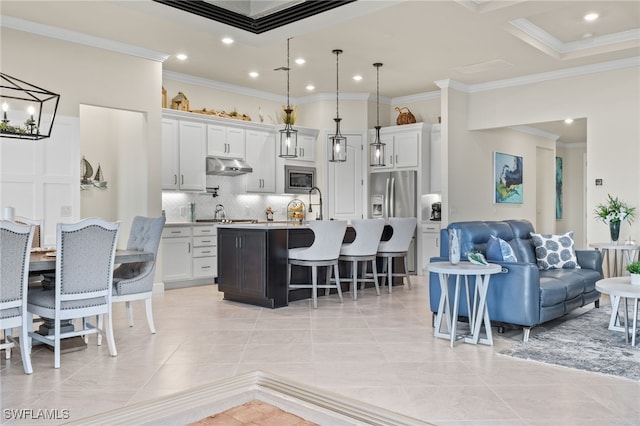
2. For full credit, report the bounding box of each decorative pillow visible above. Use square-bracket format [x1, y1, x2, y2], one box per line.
[530, 231, 581, 270]
[486, 235, 518, 263]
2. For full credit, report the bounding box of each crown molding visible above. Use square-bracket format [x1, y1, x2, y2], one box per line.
[391, 91, 440, 105]
[557, 141, 587, 149]
[510, 125, 559, 141]
[0, 15, 169, 62]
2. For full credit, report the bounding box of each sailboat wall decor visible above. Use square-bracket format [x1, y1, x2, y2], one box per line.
[93, 163, 107, 189]
[80, 156, 107, 190]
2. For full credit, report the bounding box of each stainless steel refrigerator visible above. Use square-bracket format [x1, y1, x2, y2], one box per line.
[369, 170, 417, 272]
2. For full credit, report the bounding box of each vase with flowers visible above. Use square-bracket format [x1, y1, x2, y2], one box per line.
[594, 194, 636, 243]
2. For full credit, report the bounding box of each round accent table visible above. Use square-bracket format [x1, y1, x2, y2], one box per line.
[595, 277, 640, 346]
[426, 262, 502, 347]
[589, 243, 640, 277]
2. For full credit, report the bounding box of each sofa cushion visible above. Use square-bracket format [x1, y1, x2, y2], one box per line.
[530, 231, 580, 270]
[540, 269, 586, 300]
[487, 235, 518, 262]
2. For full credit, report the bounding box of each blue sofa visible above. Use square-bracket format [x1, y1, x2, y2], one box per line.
[428, 220, 603, 341]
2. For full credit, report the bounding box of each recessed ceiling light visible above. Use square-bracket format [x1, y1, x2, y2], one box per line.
[584, 12, 599, 22]
[249, 71, 259, 78]
[352, 75, 363, 81]
[295, 58, 306, 65]
[305, 85, 315, 91]
[176, 53, 188, 61]
[222, 37, 234, 45]
[564, 118, 574, 124]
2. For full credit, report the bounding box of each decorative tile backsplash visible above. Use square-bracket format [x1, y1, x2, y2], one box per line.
[162, 176, 298, 222]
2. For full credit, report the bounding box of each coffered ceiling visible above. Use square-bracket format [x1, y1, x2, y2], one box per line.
[1, 1, 637, 142]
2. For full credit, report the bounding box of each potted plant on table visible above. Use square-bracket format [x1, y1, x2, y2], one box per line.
[594, 194, 636, 243]
[627, 261, 640, 286]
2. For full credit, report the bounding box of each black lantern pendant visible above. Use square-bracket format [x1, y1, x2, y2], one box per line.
[278, 38, 298, 158]
[329, 49, 346, 162]
[370, 62, 386, 167]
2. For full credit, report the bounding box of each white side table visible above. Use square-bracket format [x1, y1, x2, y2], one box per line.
[589, 243, 640, 277]
[595, 277, 640, 346]
[426, 262, 502, 347]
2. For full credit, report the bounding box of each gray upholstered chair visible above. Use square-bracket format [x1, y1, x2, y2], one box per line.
[0, 220, 35, 374]
[112, 216, 165, 334]
[288, 220, 347, 308]
[377, 217, 417, 293]
[14, 216, 43, 249]
[27, 218, 120, 369]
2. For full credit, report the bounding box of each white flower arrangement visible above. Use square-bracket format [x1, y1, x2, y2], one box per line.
[594, 194, 636, 224]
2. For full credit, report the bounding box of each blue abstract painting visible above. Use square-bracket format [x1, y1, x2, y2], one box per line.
[494, 152, 523, 204]
[556, 156, 563, 219]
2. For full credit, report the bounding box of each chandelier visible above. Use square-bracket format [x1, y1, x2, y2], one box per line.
[328, 49, 346, 162]
[370, 62, 386, 167]
[277, 37, 298, 158]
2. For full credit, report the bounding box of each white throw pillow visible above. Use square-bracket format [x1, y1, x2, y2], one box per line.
[530, 231, 580, 270]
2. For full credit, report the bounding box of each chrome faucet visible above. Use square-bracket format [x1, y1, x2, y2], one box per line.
[308, 186, 323, 220]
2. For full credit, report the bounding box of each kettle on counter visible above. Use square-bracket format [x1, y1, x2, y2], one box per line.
[214, 204, 226, 220]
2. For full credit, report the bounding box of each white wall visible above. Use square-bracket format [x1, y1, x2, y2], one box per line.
[465, 67, 640, 244]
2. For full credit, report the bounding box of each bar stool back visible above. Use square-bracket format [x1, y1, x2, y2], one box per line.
[339, 219, 385, 300]
[288, 220, 347, 308]
[377, 217, 417, 293]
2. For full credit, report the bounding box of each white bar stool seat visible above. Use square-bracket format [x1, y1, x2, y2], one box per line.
[377, 217, 417, 293]
[288, 221, 347, 308]
[339, 219, 385, 300]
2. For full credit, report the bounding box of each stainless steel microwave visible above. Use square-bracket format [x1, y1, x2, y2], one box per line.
[284, 165, 315, 194]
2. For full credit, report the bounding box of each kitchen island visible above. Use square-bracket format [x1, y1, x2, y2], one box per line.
[216, 222, 357, 308]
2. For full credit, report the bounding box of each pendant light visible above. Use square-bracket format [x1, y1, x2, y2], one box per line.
[278, 37, 297, 158]
[329, 49, 346, 162]
[370, 62, 386, 167]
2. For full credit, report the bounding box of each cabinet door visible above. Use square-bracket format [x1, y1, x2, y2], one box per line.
[218, 230, 241, 291]
[161, 119, 179, 190]
[162, 236, 192, 282]
[393, 132, 419, 168]
[245, 130, 275, 193]
[206, 124, 227, 156]
[296, 134, 316, 162]
[226, 127, 245, 158]
[239, 231, 266, 297]
[430, 129, 441, 193]
[178, 121, 206, 191]
[376, 133, 394, 169]
[421, 230, 440, 270]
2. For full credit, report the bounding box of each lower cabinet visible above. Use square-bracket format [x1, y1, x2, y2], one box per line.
[421, 223, 441, 274]
[217, 227, 288, 308]
[162, 225, 217, 288]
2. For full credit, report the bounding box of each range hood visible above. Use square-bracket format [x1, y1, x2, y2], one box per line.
[206, 156, 253, 176]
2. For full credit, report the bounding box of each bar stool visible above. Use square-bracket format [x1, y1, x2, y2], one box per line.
[288, 220, 347, 308]
[377, 217, 417, 293]
[339, 219, 385, 300]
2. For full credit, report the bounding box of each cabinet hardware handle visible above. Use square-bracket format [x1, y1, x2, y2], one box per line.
[181, 175, 184, 185]
[436, 237, 439, 247]
[202, 240, 211, 243]
[395, 155, 398, 163]
[171, 231, 181, 234]
[202, 266, 211, 269]
[174, 175, 177, 185]
[187, 242, 191, 253]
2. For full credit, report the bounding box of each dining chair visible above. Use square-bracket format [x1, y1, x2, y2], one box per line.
[339, 218, 385, 300]
[288, 220, 347, 308]
[377, 217, 417, 293]
[112, 215, 165, 334]
[27, 218, 120, 369]
[0, 220, 35, 374]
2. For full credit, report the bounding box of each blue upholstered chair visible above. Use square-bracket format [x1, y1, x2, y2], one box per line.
[27, 218, 120, 369]
[0, 220, 35, 374]
[112, 216, 165, 334]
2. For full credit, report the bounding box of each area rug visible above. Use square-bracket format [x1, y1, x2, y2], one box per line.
[499, 304, 640, 381]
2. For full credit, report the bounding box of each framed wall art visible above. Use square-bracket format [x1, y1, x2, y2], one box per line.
[556, 156, 563, 219]
[494, 151, 523, 204]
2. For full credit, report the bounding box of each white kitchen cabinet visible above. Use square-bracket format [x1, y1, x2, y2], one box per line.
[207, 124, 245, 158]
[374, 123, 426, 170]
[162, 226, 193, 282]
[430, 125, 441, 193]
[192, 226, 217, 279]
[421, 223, 441, 274]
[161, 118, 206, 191]
[245, 130, 275, 193]
[296, 133, 316, 162]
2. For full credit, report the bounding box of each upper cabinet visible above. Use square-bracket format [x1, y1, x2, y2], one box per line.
[296, 133, 316, 162]
[372, 123, 429, 171]
[162, 118, 206, 191]
[245, 130, 276, 193]
[207, 124, 245, 158]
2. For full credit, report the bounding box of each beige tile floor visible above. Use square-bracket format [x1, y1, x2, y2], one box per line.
[2, 276, 639, 425]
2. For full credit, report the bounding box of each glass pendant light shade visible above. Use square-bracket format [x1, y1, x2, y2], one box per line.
[370, 62, 386, 167]
[278, 38, 298, 158]
[329, 49, 347, 162]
